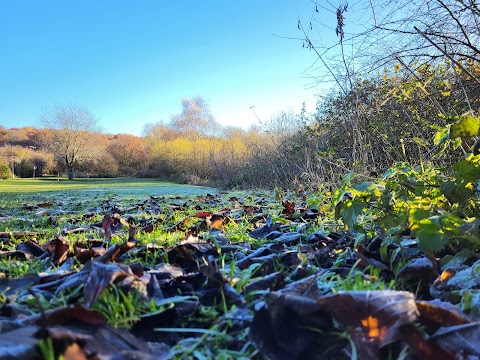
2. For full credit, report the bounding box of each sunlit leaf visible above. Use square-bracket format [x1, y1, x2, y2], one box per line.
[352, 182, 384, 197]
[433, 127, 450, 145]
[450, 115, 480, 138]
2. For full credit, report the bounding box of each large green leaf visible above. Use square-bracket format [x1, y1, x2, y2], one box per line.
[453, 154, 480, 182]
[416, 218, 448, 252]
[341, 199, 366, 230]
[450, 115, 480, 138]
[352, 181, 384, 197]
[441, 180, 474, 204]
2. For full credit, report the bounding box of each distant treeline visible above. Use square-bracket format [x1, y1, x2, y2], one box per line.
[1, 62, 479, 187]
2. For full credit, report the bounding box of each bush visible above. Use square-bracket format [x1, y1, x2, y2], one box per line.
[0, 161, 12, 179]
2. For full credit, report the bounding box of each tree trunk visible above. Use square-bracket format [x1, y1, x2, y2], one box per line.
[67, 165, 74, 180]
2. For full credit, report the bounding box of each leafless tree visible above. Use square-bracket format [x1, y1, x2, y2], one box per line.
[38, 104, 99, 180]
[299, 0, 479, 86]
[170, 97, 220, 138]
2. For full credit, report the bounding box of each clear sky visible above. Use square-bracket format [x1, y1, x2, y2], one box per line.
[0, 1, 339, 136]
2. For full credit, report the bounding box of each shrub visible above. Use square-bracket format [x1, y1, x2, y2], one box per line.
[0, 161, 12, 179]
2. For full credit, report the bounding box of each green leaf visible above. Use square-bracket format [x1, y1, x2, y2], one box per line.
[441, 180, 473, 204]
[333, 189, 348, 208]
[452, 137, 462, 150]
[450, 115, 480, 138]
[461, 290, 480, 316]
[460, 218, 480, 239]
[408, 198, 432, 227]
[377, 213, 408, 233]
[416, 218, 447, 252]
[434, 127, 450, 145]
[453, 154, 480, 182]
[381, 168, 398, 180]
[341, 199, 365, 230]
[352, 181, 384, 197]
[412, 137, 429, 147]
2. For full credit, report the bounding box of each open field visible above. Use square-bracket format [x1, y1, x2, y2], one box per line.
[0, 178, 217, 219]
[0, 177, 215, 194]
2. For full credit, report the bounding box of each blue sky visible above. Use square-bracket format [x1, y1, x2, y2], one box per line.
[0, 1, 340, 136]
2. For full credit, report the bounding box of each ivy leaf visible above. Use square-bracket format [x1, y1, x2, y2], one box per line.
[450, 115, 480, 138]
[341, 199, 365, 230]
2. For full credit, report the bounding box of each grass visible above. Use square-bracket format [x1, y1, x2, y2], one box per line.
[0, 178, 218, 235]
[0, 177, 215, 195]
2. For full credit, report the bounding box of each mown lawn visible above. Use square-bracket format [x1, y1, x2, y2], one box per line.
[0, 177, 214, 194]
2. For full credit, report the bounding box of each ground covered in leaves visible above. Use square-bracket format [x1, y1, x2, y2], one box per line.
[0, 185, 479, 359]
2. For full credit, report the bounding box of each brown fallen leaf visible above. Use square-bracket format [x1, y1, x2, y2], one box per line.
[416, 300, 471, 329]
[128, 224, 137, 241]
[96, 241, 136, 263]
[250, 291, 336, 360]
[63, 342, 87, 360]
[16, 240, 47, 258]
[207, 214, 224, 230]
[281, 199, 295, 218]
[317, 291, 419, 348]
[400, 324, 455, 360]
[83, 262, 133, 308]
[430, 322, 480, 357]
[102, 214, 114, 241]
[249, 215, 277, 239]
[0, 326, 39, 358]
[44, 234, 70, 265]
[397, 256, 438, 282]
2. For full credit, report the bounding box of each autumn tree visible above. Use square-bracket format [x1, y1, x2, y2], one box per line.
[107, 134, 146, 176]
[38, 104, 99, 180]
[170, 97, 220, 138]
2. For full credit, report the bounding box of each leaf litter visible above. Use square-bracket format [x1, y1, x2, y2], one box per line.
[0, 190, 479, 359]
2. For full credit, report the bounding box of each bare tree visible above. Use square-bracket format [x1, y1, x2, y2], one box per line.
[170, 97, 220, 138]
[38, 104, 99, 180]
[296, 0, 479, 93]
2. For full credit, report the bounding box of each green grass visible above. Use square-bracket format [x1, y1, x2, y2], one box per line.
[0, 177, 215, 195]
[0, 177, 216, 213]
[0, 177, 219, 243]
